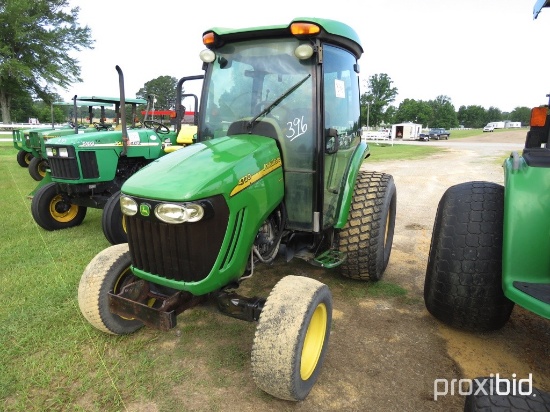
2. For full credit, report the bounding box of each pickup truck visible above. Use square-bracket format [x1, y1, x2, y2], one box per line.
[428, 128, 450, 140]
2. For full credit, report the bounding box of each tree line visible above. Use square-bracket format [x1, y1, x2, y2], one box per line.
[361, 74, 531, 130]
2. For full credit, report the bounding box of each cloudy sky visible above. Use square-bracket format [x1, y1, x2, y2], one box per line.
[64, 0, 549, 113]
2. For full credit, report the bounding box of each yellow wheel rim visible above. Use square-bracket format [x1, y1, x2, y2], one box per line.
[49, 195, 79, 222]
[300, 303, 327, 380]
[113, 267, 155, 320]
[39, 162, 47, 177]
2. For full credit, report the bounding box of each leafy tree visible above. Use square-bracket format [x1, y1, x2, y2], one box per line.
[383, 105, 397, 125]
[509, 106, 531, 126]
[428, 95, 458, 129]
[0, 0, 93, 123]
[457, 105, 488, 128]
[394, 99, 433, 127]
[360, 73, 398, 128]
[485, 106, 503, 124]
[136, 76, 178, 113]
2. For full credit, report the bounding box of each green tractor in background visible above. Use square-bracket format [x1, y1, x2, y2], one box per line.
[426, 1, 550, 410]
[424, 0, 550, 336]
[78, 17, 397, 401]
[26, 96, 143, 182]
[31, 71, 202, 244]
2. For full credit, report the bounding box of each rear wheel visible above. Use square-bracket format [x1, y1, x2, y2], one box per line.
[78, 243, 144, 335]
[102, 191, 127, 245]
[424, 181, 514, 332]
[17, 150, 33, 167]
[337, 171, 396, 280]
[28, 157, 48, 181]
[31, 182, 87, 230]
[252, 275, 332, 401]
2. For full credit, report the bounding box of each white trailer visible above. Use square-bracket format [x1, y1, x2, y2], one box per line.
[392, 122, 422, 140]
[487, 121, 506, 129]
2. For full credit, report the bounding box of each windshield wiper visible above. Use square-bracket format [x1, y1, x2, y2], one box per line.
[247, 74, 311, 130]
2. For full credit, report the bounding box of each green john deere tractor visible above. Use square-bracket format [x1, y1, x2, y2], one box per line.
[26, 97, 133, 182]
[78, 17, 397, 401]
[31, 72, 202, 245]
[424, 1, 550, 334]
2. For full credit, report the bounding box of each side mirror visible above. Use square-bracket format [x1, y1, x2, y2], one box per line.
[325, 128, 339, 154]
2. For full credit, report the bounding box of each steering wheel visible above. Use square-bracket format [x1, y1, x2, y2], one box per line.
[143, 120, 170, 134]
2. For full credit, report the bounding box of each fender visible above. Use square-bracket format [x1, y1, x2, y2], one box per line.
[334, 141, 369, 228]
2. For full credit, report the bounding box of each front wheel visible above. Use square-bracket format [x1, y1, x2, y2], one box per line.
[102, 191, 127, 245]
[28, 157, 48, 181]
[424, 181, 514, 332]
[337, 171, 396, 281]
[17, 150, 33, 167]
[78, 243, 144, 335]
[252, 276, 332, 401]
[31, 183, 87, 230]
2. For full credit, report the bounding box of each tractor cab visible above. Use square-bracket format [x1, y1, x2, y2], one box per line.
[196, 20, 363, 234]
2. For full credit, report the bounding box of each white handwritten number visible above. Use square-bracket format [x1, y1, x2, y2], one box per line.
[286, 116, 307, 142]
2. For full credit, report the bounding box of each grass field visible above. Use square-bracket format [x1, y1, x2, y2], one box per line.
[0, 141, 413, 411]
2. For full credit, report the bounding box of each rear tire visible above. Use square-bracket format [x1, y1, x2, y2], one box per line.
[337, 171, 396, 280]
[102, 191, 127, 245]
[31, 182, 87, 230]
[424, 181, 514, 332]
[78, 243, 144, 335]
[28, 157, 48, 181]
[17, 150, 33, 167]
[252, 275, 332, 401]
[464, 377, 550, 411]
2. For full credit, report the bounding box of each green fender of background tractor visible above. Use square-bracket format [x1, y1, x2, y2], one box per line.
[502, 153, 550, 319]
[122, 134, 285, 295]
[334, 141, 369, 229]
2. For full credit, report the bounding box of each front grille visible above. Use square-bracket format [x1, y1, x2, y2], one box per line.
[126, 195, 230, 282]
[79, 152, 99, 179]
[48, 146, 79, 179]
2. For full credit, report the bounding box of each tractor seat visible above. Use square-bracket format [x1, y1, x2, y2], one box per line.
[163, 125, 197, 153]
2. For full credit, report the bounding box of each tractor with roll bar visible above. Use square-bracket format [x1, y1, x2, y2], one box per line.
[31, 73, 202, 245]
[77, 17, 397, 401]
[25, 96, 142, 183]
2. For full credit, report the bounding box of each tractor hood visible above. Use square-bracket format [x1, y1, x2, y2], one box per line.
[121, 135, 283, 202]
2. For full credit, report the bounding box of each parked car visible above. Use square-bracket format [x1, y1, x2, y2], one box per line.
[428, 128, 450, 140]
[483, 125, 495, 132]
[418, 132, 430, 141]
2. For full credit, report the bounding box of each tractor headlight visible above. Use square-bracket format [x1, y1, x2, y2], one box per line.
[120, 196, 138, 216]
[46, 148, 53, 157]
[59, 147, 69, 157]
[155, 203, 204, 224]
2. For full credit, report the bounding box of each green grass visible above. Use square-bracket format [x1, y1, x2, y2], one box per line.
[366, 142, 444, 162]
[0, 141, 412, 411]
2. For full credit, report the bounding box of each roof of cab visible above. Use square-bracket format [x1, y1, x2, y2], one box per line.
[204, 17, 363, 59]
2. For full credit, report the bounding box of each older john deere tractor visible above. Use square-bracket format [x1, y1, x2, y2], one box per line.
[78, 17, 397, 401]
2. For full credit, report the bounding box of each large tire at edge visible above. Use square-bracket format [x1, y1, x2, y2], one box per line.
[338, 171, 396, 281]
[252, 275, 332, 401]
[78, 243, 143, 335]
[424, 181, 514, 332]
[102, 191, 127, 245]
[464, 376, 550, 411]
[31, 182, 87, 231]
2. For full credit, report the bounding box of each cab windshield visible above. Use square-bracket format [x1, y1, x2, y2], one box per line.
[199, 37, 314, 143]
